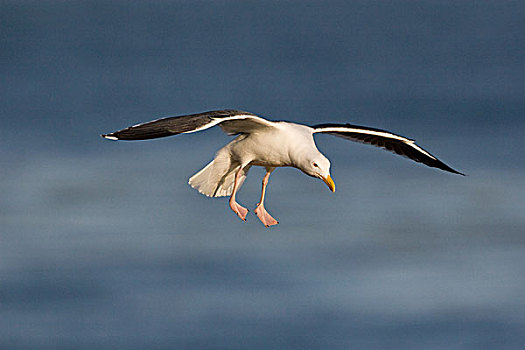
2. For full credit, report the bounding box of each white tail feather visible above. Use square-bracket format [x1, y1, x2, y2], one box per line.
[188, 151, 249, 197]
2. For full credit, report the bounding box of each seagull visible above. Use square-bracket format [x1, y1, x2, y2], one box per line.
[102, 109, 464, 227]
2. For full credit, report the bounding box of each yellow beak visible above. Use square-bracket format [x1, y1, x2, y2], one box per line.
[322, 175, 336, 192]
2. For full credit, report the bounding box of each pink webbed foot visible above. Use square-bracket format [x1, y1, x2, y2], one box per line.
[230, 200, 249, 221]
[254, 204, 279, 227]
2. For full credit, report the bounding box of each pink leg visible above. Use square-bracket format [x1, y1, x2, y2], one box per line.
[254, 170, 279, 227]
[229, 166, 249, 221]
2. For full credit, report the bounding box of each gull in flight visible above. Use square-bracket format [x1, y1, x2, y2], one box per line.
[102, 109, 464, 227]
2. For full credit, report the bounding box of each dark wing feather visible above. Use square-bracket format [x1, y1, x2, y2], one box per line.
[313, 123, 464, 175]
[101, 109, 269, 141]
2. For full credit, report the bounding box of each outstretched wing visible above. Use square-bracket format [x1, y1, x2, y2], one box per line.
[313, 123, 464, 175]
[101, 109, 276, 141]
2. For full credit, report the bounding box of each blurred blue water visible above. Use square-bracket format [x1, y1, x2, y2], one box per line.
[1, 1, 524, 349]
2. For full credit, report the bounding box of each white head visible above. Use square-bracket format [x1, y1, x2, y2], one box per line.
[298, 152, 335, 192]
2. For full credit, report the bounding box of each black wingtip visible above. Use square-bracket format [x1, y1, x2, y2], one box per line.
[442, 163, 466, 176]
[444, 166, 466, 176]
[435, 161, 465, 176]
[101, 133, 119, 140]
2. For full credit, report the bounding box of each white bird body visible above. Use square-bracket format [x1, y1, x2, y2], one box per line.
[102, 109, 463, 227]
[189, 122, 328, 198]
[230, 122, 317, 168]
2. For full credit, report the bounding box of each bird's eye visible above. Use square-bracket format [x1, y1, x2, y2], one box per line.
[313, 162, 319, 168]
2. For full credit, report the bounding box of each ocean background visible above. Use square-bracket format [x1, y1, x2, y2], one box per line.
[1, 1, 524, 349]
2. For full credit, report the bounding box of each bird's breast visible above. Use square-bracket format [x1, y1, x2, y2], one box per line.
[230, 130, 295, 167]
